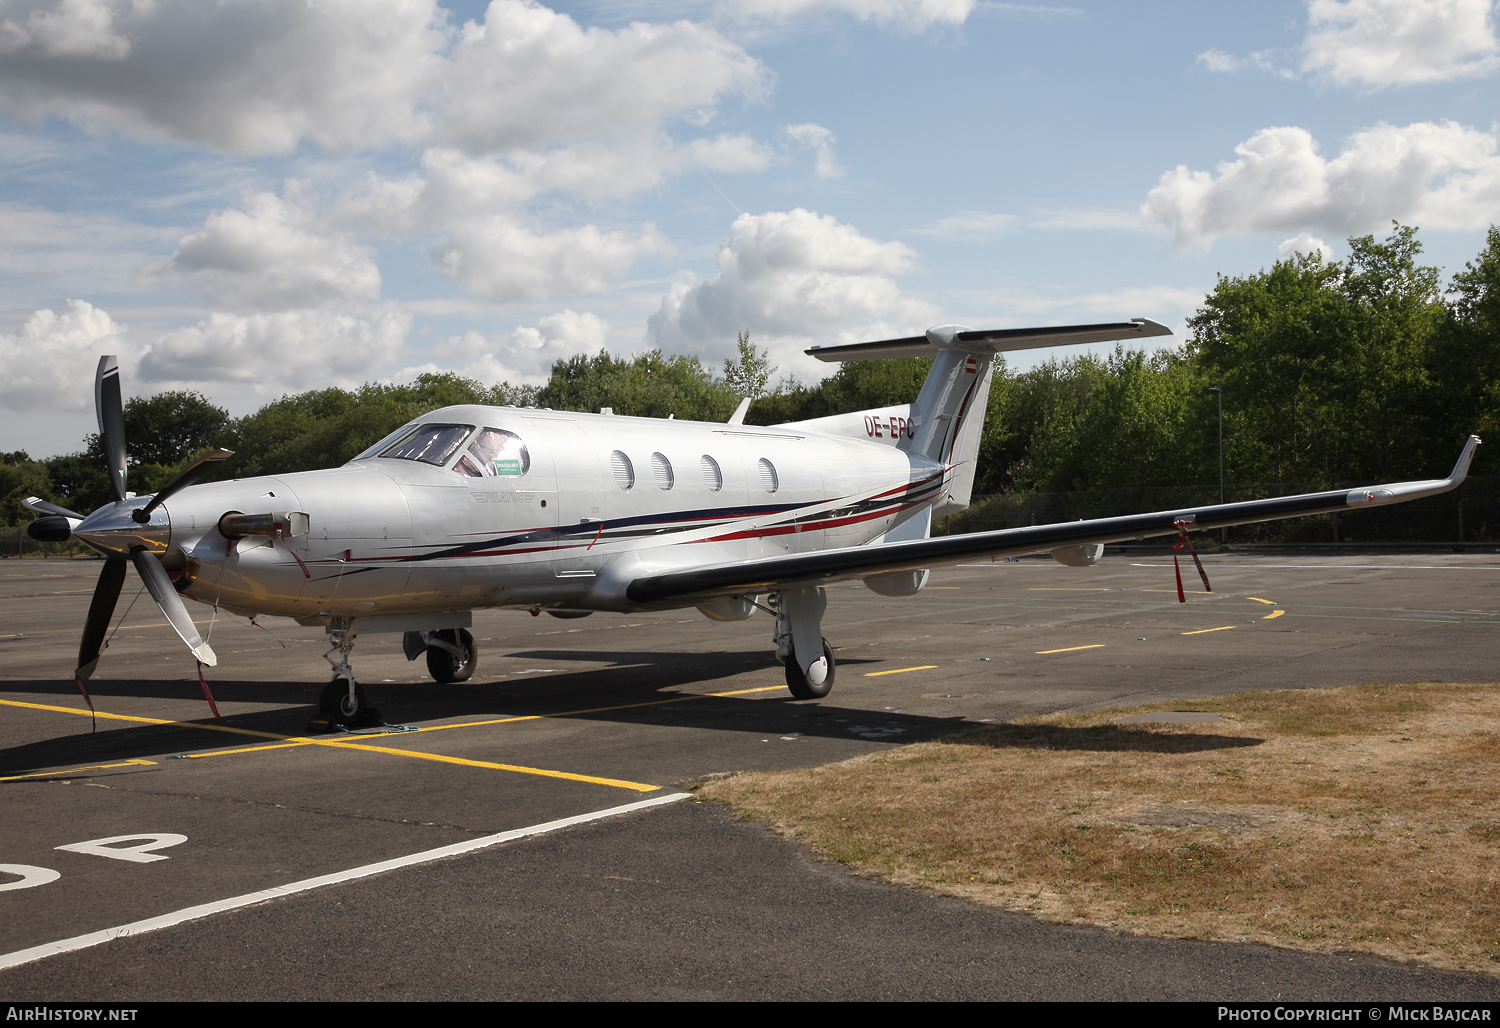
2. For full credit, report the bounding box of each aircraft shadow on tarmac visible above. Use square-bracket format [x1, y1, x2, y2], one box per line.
[1, 646, 1264, 776]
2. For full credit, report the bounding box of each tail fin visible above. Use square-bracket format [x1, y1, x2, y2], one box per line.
[804, 318, 1172, 518]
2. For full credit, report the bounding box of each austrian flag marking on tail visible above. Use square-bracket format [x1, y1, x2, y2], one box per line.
[965, 355, 977, 374]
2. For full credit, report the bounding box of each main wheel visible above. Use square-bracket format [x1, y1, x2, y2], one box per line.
[426, 628, 477, 683]
[784, 637, 835, 700]
[319, 676, 370, 724]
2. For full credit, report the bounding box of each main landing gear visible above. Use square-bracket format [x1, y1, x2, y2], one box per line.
[403, 629, 477, 684]
[771, 587, 836, 700]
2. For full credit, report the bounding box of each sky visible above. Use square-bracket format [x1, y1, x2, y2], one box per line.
[2, 0, 1498, 458]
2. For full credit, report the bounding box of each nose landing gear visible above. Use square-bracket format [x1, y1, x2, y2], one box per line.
[311, 615, 380, 730]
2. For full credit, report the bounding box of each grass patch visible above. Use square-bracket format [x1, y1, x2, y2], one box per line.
[699, 681, 1500, 974]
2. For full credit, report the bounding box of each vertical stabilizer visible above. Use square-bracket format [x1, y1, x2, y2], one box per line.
[898, 327, 995, 518]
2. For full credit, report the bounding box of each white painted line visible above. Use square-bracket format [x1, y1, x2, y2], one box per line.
[0, 791, 692, 972]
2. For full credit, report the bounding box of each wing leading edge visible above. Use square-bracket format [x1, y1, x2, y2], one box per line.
[626, 436, 1481, 606]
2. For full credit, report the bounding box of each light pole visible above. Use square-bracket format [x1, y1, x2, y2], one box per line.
[1208, 386, 1225, 545]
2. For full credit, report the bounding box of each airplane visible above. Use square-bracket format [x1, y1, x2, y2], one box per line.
[25, 319, 1480, 728]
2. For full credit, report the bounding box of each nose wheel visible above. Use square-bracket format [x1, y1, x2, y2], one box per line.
[317, 675, 376, 726]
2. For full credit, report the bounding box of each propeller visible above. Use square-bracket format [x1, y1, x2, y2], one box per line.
[40, 356, 226, 681]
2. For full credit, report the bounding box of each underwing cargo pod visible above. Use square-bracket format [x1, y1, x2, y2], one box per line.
[29, 324, 1481, 726]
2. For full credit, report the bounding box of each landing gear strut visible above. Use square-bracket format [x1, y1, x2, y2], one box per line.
[315, 616, 378, 727]
[771, 587, 836, 700]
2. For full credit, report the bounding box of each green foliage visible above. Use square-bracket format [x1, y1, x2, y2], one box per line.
[1188, 224, 1444, 485]
[723, 332, 776, 399]
[83, 391, 230, 469]
[535, 349, 740, 422]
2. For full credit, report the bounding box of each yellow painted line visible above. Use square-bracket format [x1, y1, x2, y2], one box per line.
[1027, 587, 1113, 592]
[302, 741, 659, 791]
[862, 665, 939, 677]
[0, 697, 653, 789]
[1182, 625, 1236, 635]
[1247, 597, 1275, 604]
[1142, 589, 1211, 594]
[1035, 644, 1105, 654]
[5, 683, 800, 792]
[1263, 609, 1285, 619]
[0, 759, 156, 782]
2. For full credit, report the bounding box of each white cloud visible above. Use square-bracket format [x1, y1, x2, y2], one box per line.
[0, 203, 179, 299]
[0, 1, 767, 158]
[785, 123, 843, 179]
[0, 299, 130, 413]
[410, 309, 610, 385]
[915, 211, 1019, 239]
[1279, 232, 1335, 262]
[433, 215, 670, 302]
[648, 208, 937, 375]
[1302, 0, 1500, 89]
[438, 3, 767, 155]
[139, 308, 411, 391]
[1197, 48, 1241, 73]
[726, 0, 975, 30]
[1142, 121, 1500, 250]
[148, 192, 382, 309]
[0, 0, 444, 154]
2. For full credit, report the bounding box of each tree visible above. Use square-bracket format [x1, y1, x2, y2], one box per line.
[722, 332, 776, 398]
[1430, 225, 1500, 473]
[83, 391, 230, 469]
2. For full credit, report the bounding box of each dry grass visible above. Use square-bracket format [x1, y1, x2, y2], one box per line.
[699, 682, 1500, 974]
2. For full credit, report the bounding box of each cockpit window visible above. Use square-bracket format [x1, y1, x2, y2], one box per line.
[350, 421, 420, 463]
[462, 428, 530, 477]
[378, 424, 473, 466]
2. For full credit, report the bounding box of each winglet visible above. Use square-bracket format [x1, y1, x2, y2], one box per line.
[1345, 435, 1482, 508]
[1450, 434, 1482, 486]
[727, 397, 751, 426]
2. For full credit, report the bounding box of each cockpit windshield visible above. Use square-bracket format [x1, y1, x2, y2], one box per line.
[377, 424, 473, 466]
[453, 428, 530, 478]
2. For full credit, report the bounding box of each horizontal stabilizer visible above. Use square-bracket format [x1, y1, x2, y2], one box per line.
[806, 318, 1173, 362]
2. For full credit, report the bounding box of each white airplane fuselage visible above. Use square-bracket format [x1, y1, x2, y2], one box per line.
[165, 404, 944, 623]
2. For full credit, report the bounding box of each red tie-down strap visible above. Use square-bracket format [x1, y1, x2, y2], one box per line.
[197, 660, 222, 719]
[1169, 516, 1212, 603]
[73, 676, 96, 733]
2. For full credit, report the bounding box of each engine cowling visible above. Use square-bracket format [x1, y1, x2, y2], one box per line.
[1050, 543, 1104, 567]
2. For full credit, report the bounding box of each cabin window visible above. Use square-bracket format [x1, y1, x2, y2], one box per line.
[610, 450, 635, 490]
[465, 428, 530, 477]
[700, 455, 722, 492]
[651, 452, 674, 490]
[757, 457, 779, 493]
[378, 424, 473, 466]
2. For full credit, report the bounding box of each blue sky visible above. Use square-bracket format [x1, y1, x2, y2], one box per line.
[2, 0, 1498, 457]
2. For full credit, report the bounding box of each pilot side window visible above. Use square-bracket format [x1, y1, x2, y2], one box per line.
[378, 424, 473, 466]
[457, 428, 530, 478]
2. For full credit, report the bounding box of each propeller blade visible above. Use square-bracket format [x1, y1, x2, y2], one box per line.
[76, 556, 128, 681]
[22, 496, 85, 520]
[96, 356, 128, 504]
[130, 547, 217, 667]
[133, 448, 234, 524]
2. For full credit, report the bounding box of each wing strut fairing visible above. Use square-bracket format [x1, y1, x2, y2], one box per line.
[626, 436, 1481, 607]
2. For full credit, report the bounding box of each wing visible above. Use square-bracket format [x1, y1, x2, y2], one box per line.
[626, 436, 1481, 606]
